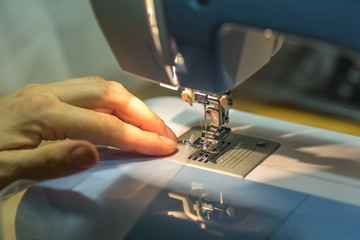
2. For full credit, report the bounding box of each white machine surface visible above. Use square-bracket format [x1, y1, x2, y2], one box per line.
[149, 97, 360, 206]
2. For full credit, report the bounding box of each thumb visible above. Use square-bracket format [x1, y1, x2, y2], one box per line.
[0, 140, 99, 189]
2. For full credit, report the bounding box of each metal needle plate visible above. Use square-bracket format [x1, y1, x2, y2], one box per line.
[171, 126, 280, 178]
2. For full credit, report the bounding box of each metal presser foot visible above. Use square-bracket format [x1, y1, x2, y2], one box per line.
[180, 89, 233, 156]
[177, 89, 280, 178]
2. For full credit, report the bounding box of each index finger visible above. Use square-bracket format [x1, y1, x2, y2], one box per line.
[46, 77, 177, 141]
[39, 102, 178, 156]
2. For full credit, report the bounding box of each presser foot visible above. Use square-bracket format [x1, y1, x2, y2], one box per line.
[195, 127, 231, 153]
[178, 127, 231, 154]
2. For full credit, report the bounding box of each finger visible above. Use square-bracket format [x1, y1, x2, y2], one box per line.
[46, 77, 177, 141]
[50, 76, 103, 85]
[40, 102, 177, 156]
[0, 140, 98, 189]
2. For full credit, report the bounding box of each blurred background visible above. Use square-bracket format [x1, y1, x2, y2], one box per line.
[0, 0, 359, 135]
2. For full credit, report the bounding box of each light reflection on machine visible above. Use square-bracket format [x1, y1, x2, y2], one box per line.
[168, 191, 239, 237]
[166, 182, 275, 238]
[168, 190, 237, 224]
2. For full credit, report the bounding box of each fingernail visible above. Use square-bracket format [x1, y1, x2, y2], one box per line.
[160, 135, 177, 146]
[70, 146, 97, 170]
[165, 125, 177, 141]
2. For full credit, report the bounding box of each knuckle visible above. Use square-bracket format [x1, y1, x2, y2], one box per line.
[15, 84, 56, 114]
[86, 76, 105, 83]
[102, 80, 125, 98]
[104, 116, 126, 146]
[22, 83, 44, 93]
[21, 94, 56, 114]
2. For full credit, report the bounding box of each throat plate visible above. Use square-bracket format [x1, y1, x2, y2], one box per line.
[170, 126, 280, 178]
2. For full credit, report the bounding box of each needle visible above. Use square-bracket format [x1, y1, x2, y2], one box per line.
[203, 103, 208, 151]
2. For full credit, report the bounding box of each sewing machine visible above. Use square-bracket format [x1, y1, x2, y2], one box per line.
[3, 1, 360, 239]
[89, 0, 360, 237]
[92, 0, 360, 177]
[91, 0, 285, 155]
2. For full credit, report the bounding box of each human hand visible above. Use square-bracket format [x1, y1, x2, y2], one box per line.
[0, 77, 177, 189]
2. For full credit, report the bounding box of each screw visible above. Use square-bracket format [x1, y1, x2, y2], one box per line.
[220, 94, 232, 109]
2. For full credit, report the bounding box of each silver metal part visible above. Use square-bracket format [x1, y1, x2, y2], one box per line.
[192, 92, 232, 152]
[177, 140, 202, 149]
[175, 126, 280, 178]
[193, 127, 231, 153]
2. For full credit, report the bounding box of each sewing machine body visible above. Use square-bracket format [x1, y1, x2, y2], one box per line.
[4, 0, 360, 239]
[91, 0, 360, 94]
[91, 0, 360, 159]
